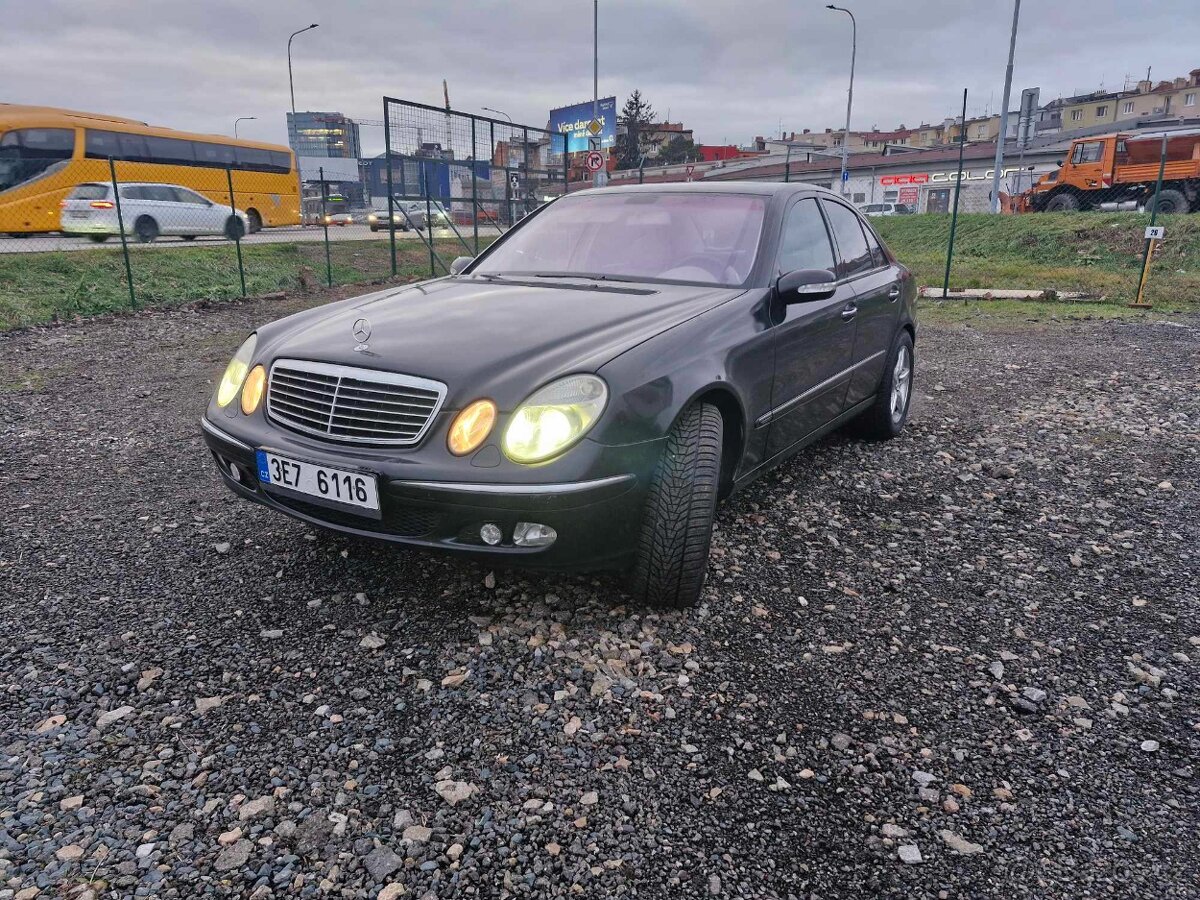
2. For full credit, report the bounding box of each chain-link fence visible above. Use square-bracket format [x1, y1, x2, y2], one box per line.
[0, 155, 464, 330]
[379, 98, 570, 277]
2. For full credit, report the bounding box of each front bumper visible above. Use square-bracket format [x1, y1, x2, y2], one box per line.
[201, 416, 658, 570]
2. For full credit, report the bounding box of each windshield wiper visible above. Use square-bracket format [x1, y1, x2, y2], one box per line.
[526, 272, 642, 284]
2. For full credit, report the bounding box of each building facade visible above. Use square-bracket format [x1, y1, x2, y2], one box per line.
[287, 111, 362, 159]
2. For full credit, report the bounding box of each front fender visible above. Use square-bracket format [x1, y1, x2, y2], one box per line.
[592, 290, 775, 474]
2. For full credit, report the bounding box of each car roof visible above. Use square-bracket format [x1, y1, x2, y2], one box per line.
[568, 180, 841, 199]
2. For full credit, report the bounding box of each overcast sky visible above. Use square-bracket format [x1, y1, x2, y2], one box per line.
[4, 0, 1195, 154]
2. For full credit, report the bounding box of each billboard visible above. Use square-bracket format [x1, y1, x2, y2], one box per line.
[549, 97, 617, 153]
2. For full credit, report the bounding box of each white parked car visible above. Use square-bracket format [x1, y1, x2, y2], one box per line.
[860, 202, 914, 218]
[60, 182, 250, 243]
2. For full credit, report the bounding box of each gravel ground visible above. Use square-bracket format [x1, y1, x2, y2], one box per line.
[1, 297, 1198, 899]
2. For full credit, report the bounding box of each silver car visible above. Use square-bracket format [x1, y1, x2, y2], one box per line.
[60, 182, 250, 243]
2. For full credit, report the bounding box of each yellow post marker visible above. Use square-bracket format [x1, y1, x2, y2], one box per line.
[1130, 225, 1165, 309]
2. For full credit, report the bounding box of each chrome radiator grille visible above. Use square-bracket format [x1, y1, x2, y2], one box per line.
[266, 359, 446, 446]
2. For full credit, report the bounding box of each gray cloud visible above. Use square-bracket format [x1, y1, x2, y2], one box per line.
[3, 0, 1195, 155]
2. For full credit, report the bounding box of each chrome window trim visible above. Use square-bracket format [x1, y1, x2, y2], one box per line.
[266, 358, 447, 447]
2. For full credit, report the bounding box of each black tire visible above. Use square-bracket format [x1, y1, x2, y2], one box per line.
[1044, 193, 1080, 212]
[88, 234, 110, 243]
[246, 209, 263, 233]
[224, 216, 246, 241]
[627, 402, 723, 609]
[134, 216, 159, 243]
[370, 225, 379, 232]
[1151, 189, 1188, 215]
[182, 235, 196, 242]
[851, 330, 915, 441]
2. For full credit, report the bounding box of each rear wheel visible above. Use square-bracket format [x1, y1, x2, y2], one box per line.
[246, 209, 263, 233]
[134, 216, 159, 243]
[181, 235, 196, 242]
[88, 234, 110, 243]
[851, 330, 915, 441]
[1151, 189, 1188, 215]
[224, 216, 246, 240]
[627, 402, 723, 609]
[1044, 193, 1081, 212]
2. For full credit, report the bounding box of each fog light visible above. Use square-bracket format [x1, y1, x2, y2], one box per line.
[227, 460, 242, 482]
[513, 522, 557, 548]
[480, 523, 503, 546]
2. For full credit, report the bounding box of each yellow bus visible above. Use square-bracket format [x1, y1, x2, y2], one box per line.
[0, 104, 300, 235]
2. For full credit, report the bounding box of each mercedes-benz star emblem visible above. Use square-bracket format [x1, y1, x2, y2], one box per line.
[352, 317, 372, 352]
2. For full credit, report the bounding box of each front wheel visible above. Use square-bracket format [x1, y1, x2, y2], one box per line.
[851, 330, 914, 441]
[627, 402, 723, 609]
[1044, 193, 1080, 212]
[88, 234, 110, 243]
[246, 209, 263, 233]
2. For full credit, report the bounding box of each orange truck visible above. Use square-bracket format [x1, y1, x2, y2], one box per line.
[1020, 128, 1200, 214]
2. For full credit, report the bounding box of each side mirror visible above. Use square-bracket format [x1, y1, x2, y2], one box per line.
[1056, 159, 1063, 167]
[450, 256, 474, 276]
[777, 268, 836, 302]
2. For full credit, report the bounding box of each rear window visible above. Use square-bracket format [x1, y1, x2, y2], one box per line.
[70, 183, 109, 200]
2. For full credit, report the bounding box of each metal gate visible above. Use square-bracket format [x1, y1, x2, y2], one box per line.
[380, 98, 571, 277]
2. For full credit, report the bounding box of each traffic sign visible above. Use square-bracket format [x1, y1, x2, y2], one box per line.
[508, 172, 520, 192]
[685, 164, 695, 182]
[585, 150, 605, 172]
[1145, 225, 1165, 240]
[587, 118, 603, 137]
[841, 170, 850, 183]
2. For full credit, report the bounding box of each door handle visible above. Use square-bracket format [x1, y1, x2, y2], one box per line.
[888, 285, 902, 301]
[840, 304, 858, 321]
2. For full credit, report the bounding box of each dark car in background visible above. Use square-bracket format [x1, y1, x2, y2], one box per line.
[201, 183, 916, 607]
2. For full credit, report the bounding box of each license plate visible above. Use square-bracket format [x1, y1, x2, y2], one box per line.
[255, 450, 380, 514]
[68, 212, 88, 218]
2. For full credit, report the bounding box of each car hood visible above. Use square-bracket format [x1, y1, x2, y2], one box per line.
[257, 276, 743, 408]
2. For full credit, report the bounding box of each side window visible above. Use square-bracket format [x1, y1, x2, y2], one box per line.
[860, 220, 886, 269]
[236, 146, 272, 171]
[172, 188, 208, 205]
[120, 186, 147, 201]
[85, 130, 122, 160]
[193, 141, 236, 167]
[1072, 141, 1103, 164]
[777, 198, 836, 274]
[145, 136, 195, 165]
[117, 133, 150, 163]
[822, 201, 874, 278]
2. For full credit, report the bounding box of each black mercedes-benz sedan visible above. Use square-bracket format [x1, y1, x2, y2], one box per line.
[201, 182, 916, 607]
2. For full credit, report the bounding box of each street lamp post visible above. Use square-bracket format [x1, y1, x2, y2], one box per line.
[826, 5, 856, 195]
[287, 24, 319, 119]
[234, 117, 256, 139]
[481, 106, 513, 124]
[989, 0, 1022, 212]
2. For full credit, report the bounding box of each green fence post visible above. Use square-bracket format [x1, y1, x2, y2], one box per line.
[108, 156, 136, 309]
[319, 166, 332, 287]
[1132, 131, 1169, 307]
[226, 166, 246, 297]
[472, 117, 480, 254]
[383, 105, 398, 277]
[941, 88, 969, 299]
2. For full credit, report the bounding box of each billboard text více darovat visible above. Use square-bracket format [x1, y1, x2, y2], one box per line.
[549, 97, 616, 153]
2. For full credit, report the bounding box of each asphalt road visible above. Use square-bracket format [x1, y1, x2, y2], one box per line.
[1, 296, 1197, 898]
[0, 223, 505, 255]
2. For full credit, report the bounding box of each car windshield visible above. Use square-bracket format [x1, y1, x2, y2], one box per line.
[472, 191, 766, 286]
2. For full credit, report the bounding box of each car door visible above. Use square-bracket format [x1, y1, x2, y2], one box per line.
[821, 200, 901, 407]
[763, 196, 858, 460]
[174, 187, 220, 234]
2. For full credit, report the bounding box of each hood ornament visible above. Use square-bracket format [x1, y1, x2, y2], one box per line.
[352, 317, 372, 352]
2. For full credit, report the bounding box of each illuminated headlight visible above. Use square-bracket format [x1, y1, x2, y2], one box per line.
[502, 375, 608, 464]
[368, 213, 378, 222]
[216, 334, 257, 408]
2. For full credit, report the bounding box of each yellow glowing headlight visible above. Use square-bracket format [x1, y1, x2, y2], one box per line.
[216, 334, 257, 408]
[448, 399, 497, 456]
[240, 365, 266, 415]
[502, 375, 608, 464]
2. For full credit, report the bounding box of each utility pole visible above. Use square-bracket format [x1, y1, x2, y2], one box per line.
[826, 5, 856, 196]
[592, 0, 606, 187]
[989, 0, 1021, 212]
[287, 24, 319, 144]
